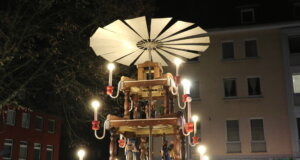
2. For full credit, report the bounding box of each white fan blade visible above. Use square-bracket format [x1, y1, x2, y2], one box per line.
[162, 44, 209, 52]
[134, 51, 150, 65]
[156, 21, 194, 40]
[151, 50, 168, 66]
[160, 47, 199, 59]
[116, 50, 144, 66]
[101, 48, 138, 62]
[162, 27, 207, 41]
[156, 49, 186, 63]
[150, 17, 172, 40]
[104, 19, 142, 41]
[162, 36, 210, 44]
[125, 16, 149, 39]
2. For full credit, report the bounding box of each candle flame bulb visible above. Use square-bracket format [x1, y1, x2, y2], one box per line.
[107, 63, 115, 71]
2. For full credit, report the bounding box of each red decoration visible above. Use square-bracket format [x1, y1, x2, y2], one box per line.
[182, 94, 188, 102]
[92, 120, 100, 130]
[185, 122, 194, 133]
[106, 86, 113, 95]
[192, 136, 199, 144]
[118, 139, 125, 148]
[175, 76, 180, 85]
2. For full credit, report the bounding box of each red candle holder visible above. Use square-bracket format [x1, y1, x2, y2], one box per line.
[106, 85, 113, 95]
[192, 136, 199, 144]
[118, 139, 125, 148]
[175, 76, 180, 86]
[185, 122, 194, 133]
[182, 94, 189, 102]
[92, 120, 100, 131]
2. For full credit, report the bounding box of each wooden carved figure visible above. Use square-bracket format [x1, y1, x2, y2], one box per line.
[139, 137, 148, 160]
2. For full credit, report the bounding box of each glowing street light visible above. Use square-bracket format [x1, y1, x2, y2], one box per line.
[77, 149, 86, 160]
[91, 100, 100, 121]
[107, 63, 115, 86]
[192, 115, 199, 134]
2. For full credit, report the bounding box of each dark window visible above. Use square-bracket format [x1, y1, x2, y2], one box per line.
[3, 139, 13, 159]
[46, 145, 53, 160]
[222, 42, 234, 59]
[48, 120, 55, 133]
[224, 78, 237, 97]
[190, 81, 200, 99]
[227, 120, 240, 141]
[251, 119, 265, 140]
[241, 8, 255, 24]
[19, 141, 28, 160]
[6, 109, 16, 126]
[251, 119, 266, 152]
[289, 36, 300, 54]
[35, 116, 43, 131]
[22, 113, 30, 128]
[226, 120, 241, 153]
[245, 40, 258, 57]
[293, 3, 300, 18]
[34, 143, 41, 160]
[247, 77, 261, 96]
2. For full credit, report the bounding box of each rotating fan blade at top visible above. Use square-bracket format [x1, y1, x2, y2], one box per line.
[90, 16, 210, 66]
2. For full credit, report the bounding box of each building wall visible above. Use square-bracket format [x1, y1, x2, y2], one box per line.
[0, 106, 62, 160]
[179, 28, 292, 159]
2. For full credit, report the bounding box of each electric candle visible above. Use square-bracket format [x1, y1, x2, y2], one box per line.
[107, 63, 115, 86]
[91, 100, 100, 121]
[192, 115, 199, 134]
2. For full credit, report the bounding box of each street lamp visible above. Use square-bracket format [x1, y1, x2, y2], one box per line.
[197, 145, 206, 160]
[77, 149, 86, 160]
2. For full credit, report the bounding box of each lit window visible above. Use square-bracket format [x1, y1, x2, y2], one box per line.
[247, 77, 262, 96]
[46, 145, 53, 160]
[35, 116, 43, 131]
[6, 110, 16, 126]
[222, 42, 234, 59]
[19, 141, 27, 160]
[190, 81, 200, 99]
[226, 120, 241, 153]
[21, 113, 30, 129]
[241, 8, 255, 24]
[48, 120, 55, 133]
[34, 143, 41, 160]
[293, 75, 300, 93]
[245, 40, 258, 57]
[3, 139, 13, 159]
[251, 119, 266, 152]
[224, 78, 237, 97]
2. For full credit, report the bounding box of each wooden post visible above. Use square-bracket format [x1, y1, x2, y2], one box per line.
[109, 129, 117, 160]
[133, 94, 139, 119]
[124, 89, 130, 119]
[169, 91, 174, 114]
[163, 86, 169, 115]
[174, 127, 181, 160]
[181, 132, 186, 160]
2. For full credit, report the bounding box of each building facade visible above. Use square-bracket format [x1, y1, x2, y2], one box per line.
[0, 105, 61, 160]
